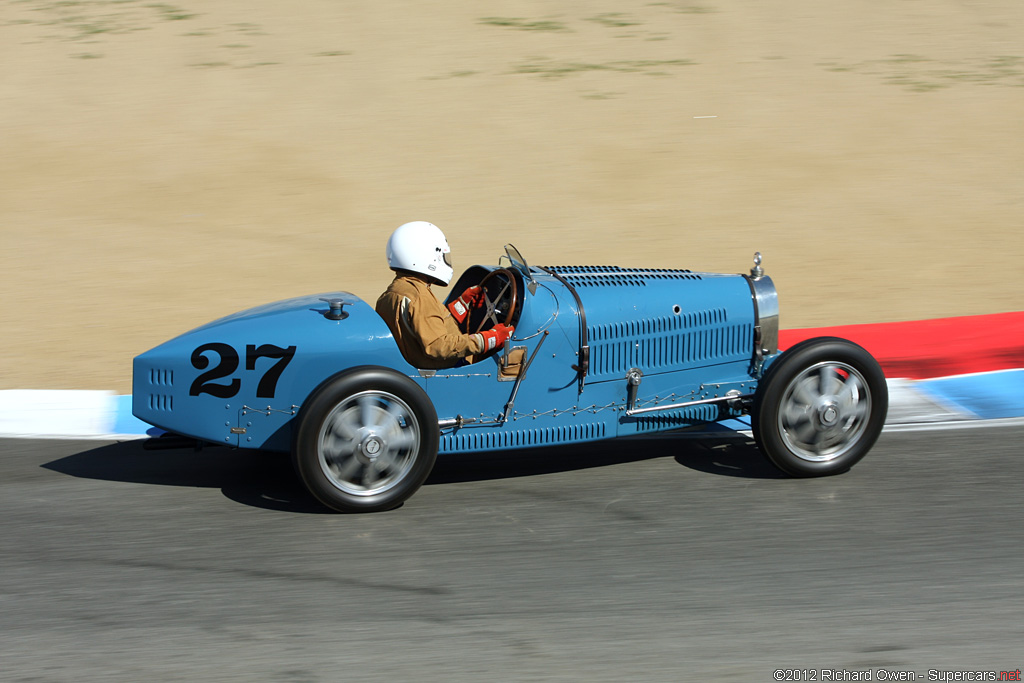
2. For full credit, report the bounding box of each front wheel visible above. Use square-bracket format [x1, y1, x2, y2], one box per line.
[752, 337, 888, 477]
[292, 367, 439, 512]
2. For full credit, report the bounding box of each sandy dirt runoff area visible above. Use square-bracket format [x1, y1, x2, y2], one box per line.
[2, 1, 1022, 393]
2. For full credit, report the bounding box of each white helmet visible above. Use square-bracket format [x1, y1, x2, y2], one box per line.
[385, 221, 454, 285]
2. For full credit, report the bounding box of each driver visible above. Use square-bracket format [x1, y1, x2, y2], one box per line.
[375, 221, 514, 369]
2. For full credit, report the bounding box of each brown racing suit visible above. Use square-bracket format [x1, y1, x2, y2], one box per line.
[375, 272, 484, 369]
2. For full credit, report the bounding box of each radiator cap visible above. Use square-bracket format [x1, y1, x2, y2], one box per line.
[750, 252, 764, 279]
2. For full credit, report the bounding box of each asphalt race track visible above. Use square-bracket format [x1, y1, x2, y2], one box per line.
[3, 427, 1023, 681]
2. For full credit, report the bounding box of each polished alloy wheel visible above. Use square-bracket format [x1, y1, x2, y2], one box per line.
[316, 390, 421, 497]
[777, 361, 871, 462]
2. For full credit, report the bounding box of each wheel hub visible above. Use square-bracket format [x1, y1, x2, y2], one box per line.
[355, 431, 386, 465]
[817, 400, 840, 428]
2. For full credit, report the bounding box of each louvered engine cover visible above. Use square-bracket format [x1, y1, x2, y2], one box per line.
[542, 266, 757, 381]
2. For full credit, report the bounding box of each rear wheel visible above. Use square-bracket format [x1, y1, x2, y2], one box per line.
[292, 367, 438, 512]
[752, 337, 887, 477]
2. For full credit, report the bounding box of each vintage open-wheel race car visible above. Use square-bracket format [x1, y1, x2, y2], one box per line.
[133, 246, 888, 512]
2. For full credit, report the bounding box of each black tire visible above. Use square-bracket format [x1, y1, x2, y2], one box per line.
[752, 337, 887, 477]
[292, 367, 439, 512]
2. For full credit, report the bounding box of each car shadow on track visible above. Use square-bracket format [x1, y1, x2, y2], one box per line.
[41, 440, 331, 514]
[427, 433, 785, 484]
[41, 431, 782, 514]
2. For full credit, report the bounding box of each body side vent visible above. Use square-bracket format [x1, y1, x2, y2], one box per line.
[542, 265, 702, 287]
[148, 368, 174, 387]
[630, 404, 720, 432]
[588, 311, 748, 376]
[441, 421, 607, 453]
[148, 394, 174, 411]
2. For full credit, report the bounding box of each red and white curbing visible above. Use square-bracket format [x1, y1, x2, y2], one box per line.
[779, 311, 1024, 430]
[778, 311, 1024, 381]
[2, 312, 1022, 440]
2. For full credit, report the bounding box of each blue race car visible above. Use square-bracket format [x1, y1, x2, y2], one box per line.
[133, 246, 888, 512]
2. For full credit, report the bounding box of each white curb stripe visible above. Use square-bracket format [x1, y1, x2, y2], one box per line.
[0, 390, 118, 438]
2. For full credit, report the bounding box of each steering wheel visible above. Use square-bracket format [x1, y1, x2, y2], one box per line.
[460, 268, 519, 335]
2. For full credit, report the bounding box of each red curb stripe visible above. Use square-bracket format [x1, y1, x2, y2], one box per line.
[778, 311, 1024, 380]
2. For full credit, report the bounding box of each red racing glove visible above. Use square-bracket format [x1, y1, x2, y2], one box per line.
[478, 324, 514, 352]
[447, 285, 484, 323]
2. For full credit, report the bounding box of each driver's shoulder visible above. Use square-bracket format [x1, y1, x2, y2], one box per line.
[380, 277, 444, 318]
[387, 274, 434, 298]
